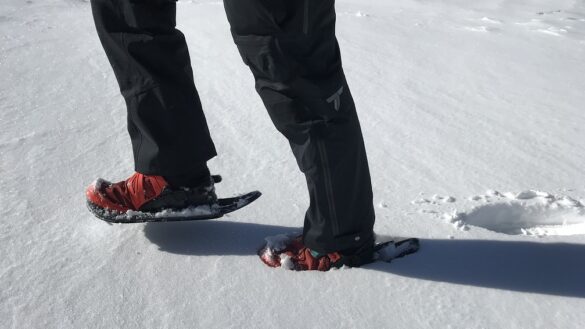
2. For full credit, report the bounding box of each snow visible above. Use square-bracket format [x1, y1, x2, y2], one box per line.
[263, 233, 297, 253]
[1, 0, 585, 328]
[278, 254, 295, 271]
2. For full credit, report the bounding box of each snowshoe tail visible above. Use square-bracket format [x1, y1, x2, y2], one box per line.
[374, 238, 420, 262]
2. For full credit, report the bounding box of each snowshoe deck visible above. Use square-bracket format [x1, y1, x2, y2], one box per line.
[87, 190, 261, 223]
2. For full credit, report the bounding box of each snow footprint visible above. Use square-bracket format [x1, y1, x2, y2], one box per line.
[460, 201, 585, 236]
[412, 189, 585, 236]
[451, 190, 585, 236]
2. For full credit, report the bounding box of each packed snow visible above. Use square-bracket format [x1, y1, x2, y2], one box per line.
[1, 0, 585, 328]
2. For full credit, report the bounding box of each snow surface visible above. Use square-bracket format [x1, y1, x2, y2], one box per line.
[2, 0, 585, 328]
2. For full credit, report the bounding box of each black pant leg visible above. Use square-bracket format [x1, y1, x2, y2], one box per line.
[90, 0, 216, 176]
[224, 0, 375, 254]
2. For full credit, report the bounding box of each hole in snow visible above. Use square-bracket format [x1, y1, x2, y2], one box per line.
[462, 202, 585, 236]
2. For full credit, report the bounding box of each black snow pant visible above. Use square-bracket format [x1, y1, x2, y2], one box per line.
[90, 0, 375, 254]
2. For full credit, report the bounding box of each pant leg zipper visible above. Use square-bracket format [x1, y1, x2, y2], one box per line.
[317, 139, 340, 236]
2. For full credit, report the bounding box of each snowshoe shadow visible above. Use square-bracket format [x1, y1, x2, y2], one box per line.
[371, 239, 585, 298]
[144, 220, 297, 256]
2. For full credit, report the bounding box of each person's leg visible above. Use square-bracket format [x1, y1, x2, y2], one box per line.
[90, 0, 216, 179]
[224, 0, 375, 254]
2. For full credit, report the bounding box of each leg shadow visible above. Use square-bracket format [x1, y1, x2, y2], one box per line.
[143, 219, 298, 256]
[368, 238, 585, 298]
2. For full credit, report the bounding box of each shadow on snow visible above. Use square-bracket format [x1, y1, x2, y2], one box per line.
[369, 238, 585, 299]
[144, 220, 585, 298]
[143, 219, 298, 256]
